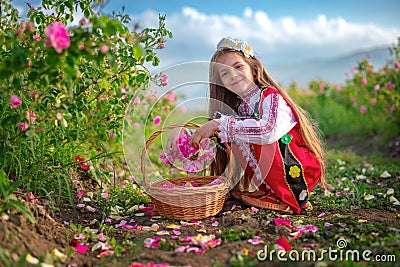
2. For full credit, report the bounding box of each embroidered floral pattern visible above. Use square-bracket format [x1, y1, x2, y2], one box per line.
[280, 133, 292, 145]
[229, 93, 279, 137]
[289, 165, 301, 178]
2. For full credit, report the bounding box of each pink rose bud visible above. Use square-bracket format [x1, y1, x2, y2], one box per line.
[154, 116, 161, 125]
[16, 122, 29, 131]
[100, 45, 109, 54]
[9, 95, 22, 108]
[56, 113, 63, 120]
[26, 22, 34, 32]
[16, 28, 23, 37]
[29, 90, 38, 99]
[28, 61, 33, 67]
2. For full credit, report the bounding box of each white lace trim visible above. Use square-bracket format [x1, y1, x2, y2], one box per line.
[237, 139, 271, 191]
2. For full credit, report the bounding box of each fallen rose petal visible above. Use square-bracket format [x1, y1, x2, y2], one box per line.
[166, 224, 181, 229]
[386, 188, 394, 195]
[364, 194, 375, 200]
[75, 190, 85, 199]
[86, 205, 96, 212]
[338, 222, 347, 228]
[212, 221, 219, 227]
[26, 253, 39, 265]
[303, 224, 319, 233]
[172, 229, 181, 236]
[275, 236, 291, 251]
[76, 233, 85, 240]
[248, 236, 263, 245]
[74, 243, 89, 254]
[250, 207, 259, 213]
[115, 220, 127, 228]
[317, 212, 325, 218]
[156, 230, 170, 236]
[181, 236, 195, 242]
[380, 170, 391, 178]
[122, 224, 137, 229]
[97, 250, 114, 258]
[324, 222, 333, 227]
[77, 204, 85, 208]
[289, 231, 303, 240]
[274, 218, 292, 227]
[92, 242, 105, 252]
[389, 196, 399, 203]
[143, 237, 161, 248]
[186, 247, 201, 254]
[51, 248, 67, 262]
[175, 245, 189, 252]
[231, 204, 237, 210]
[97, 232, 106, 242]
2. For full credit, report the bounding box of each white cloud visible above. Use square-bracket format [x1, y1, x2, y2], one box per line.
[133, 7, 400, 68]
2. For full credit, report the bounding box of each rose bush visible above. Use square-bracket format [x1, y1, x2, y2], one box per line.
[0, 0, 172, 204]
[289, 39, 400, 144]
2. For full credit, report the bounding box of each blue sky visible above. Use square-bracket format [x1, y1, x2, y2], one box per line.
[103, 0, 400, 28]
[12, 0, 400, 69]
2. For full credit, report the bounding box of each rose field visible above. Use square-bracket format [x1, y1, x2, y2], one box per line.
[0, 1, 399, 267]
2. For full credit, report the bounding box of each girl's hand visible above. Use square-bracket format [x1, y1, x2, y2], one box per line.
[190, 119, 220, 148]
[166, 127, 186, 153]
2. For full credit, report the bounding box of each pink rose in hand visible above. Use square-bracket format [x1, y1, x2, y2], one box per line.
[45, 22, 70, 53]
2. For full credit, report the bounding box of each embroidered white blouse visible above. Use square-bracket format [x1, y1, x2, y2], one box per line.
[217, 87, 297, 144]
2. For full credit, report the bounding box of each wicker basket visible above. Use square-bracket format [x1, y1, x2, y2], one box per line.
[141, 122, 230, 220]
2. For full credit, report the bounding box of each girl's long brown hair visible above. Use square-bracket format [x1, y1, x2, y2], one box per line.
[208, 48, 327, 187]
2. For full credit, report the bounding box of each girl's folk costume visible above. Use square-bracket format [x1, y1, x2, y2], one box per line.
[217, 85, 322, 214]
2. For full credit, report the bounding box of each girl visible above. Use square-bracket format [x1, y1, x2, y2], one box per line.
[190, 37, 327, 214]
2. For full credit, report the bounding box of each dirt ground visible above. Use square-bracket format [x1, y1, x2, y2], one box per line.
[1, 190, 398, 267]
[1, 138, 399, 266]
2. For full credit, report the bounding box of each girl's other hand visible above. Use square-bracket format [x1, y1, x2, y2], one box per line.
[190, 120, 220, 148]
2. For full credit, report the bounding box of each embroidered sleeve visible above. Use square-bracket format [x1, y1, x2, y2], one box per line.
[218, 93, 297, 144]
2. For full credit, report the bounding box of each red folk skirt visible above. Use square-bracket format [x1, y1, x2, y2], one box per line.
[232, 124, 322, 214]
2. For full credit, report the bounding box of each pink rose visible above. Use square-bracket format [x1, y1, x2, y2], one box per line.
[45, 22, 70, 53]
[361, 77, 367, 85]
[154, 116, 161, 125]
[16, 122, 29, 131]
[9, 95, 22, 108]
[100, 45, 109, 54]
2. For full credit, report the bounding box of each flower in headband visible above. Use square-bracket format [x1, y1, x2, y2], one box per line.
[216, 37, 254, 58]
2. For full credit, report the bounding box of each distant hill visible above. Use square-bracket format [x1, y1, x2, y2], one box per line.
[267, 46, 393, 87]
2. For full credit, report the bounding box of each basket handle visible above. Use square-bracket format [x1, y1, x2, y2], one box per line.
[140, 122, 231, 188]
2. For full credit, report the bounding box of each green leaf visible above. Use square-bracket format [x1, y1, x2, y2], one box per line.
[133, 44, 144, 59]
[1, 114, 20, 127]
[135, 73, 146, 83]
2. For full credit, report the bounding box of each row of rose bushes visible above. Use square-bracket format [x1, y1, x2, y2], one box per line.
[289, 40, 400, 145]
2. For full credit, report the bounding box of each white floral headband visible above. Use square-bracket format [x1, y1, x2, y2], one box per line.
[216, 37, 254, 58]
